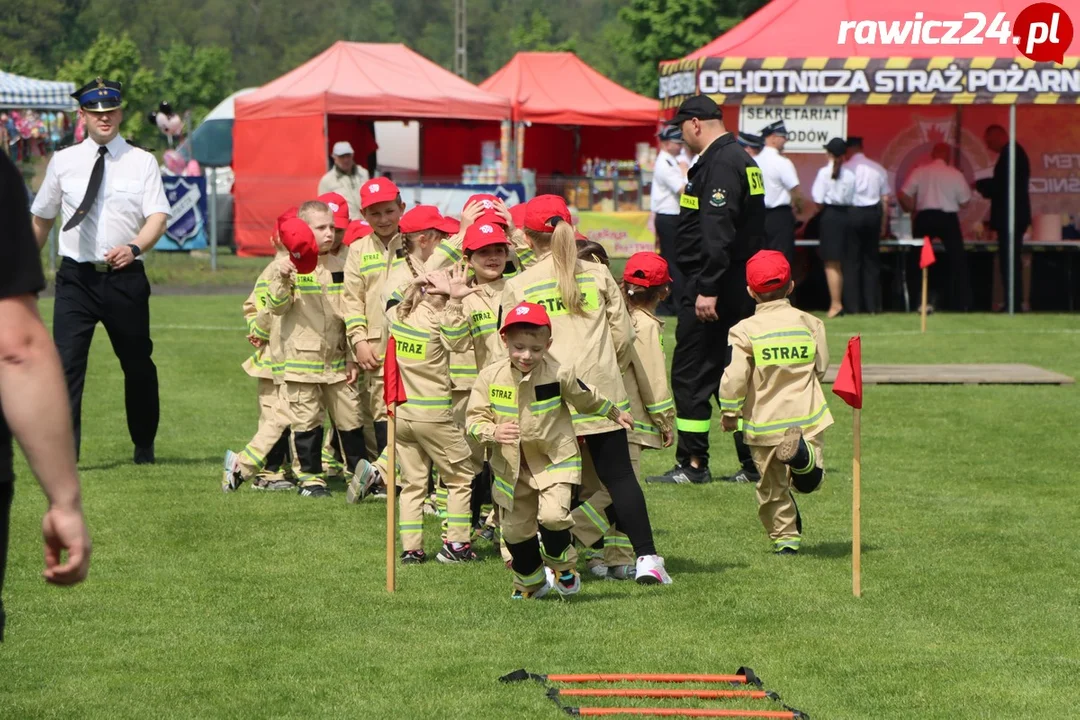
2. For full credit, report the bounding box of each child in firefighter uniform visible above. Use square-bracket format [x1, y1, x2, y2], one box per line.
[719, 250, 833, 555]
[382, 253, 481, 564]
[343, 178, 405, 457]
[571, 252, 676, 579]
[467, 302, 633, 599]
[246, 207, 373, 497]
[223, 207, 297, 492]
[443, 221, 517, 562]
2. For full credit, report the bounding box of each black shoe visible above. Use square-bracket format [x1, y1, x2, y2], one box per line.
[436, 542, 480, 563]
[400, 550, 427, 565]
[722, 468, 760, 484]
[298, 484, 332, 498]
[134, 445, 155, 465]
[775, 547, 798, 556]
[646, 464, 712, 484]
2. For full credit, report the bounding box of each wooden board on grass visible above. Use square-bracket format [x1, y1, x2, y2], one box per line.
[822, 364, 1075, 386]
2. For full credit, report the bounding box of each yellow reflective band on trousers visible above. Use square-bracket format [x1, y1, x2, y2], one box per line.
[579, 501, 609, 534]
[676, 417, 710, 433]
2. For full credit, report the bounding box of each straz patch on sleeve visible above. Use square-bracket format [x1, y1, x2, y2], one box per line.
[679, 193, 699, 210]
[746, 167, 765, 196]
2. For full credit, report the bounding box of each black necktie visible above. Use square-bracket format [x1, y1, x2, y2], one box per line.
[63, 146, 108, 231]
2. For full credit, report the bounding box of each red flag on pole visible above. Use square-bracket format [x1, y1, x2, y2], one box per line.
[919, 236, 937, 269]
[383, 335, 407, 415]
[832, 335, 863, 409]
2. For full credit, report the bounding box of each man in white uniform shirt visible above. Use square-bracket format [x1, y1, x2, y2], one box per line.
[899, 143, 972, 311]
[30, 77, 170, 465]
[757, 121, 802, 264]
[843, 137, 890, 314]
[650, 125, 689, 315]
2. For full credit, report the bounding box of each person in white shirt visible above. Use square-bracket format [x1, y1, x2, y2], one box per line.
[650, 125, 689, 315]
[318, 141, 370, 219]
[842, 137, 890, 314]
[758, 121, 802, 264]
[899, 143, 973, 311]
[30, 77, 170, 465]
[812, 138, 857, 318]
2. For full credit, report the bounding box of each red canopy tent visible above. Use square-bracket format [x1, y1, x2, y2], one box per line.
[481, 52, 660, 177]
[232, 41, 510, 256]
[659, 0, 1080, 312]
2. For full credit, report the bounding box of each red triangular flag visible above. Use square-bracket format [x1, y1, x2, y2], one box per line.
[832, 335, 863, 409]
[919, 236, 936, 269]
[383, 335, 407, 416]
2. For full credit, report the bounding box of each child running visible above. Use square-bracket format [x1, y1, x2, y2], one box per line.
[571, 252, 676, 579]
[467, 301, 633, 598]
[719, 250, 833, 555]
[503, 195, 672, 585]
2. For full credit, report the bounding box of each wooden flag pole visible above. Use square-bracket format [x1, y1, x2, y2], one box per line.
[920, 267, 929, 333]
[852, 407, 862, 598]
[386, 403, 397, 593]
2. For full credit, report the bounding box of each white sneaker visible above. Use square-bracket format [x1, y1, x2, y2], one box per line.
[222, 450, 245, 492]
[552, 568, 582, 596]
[345, 459, 381, 504]
[512, 567, 555, 600]
[635, 555, 673, 585]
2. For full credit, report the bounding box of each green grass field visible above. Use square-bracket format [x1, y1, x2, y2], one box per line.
[2, 298, 1078, 719]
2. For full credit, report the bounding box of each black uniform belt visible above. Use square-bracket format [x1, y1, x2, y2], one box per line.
[823, 204, 850, 209]
[61, 257, 141, 273]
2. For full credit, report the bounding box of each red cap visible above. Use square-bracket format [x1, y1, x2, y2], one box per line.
[524, 194, 572, 233]
[343, 219, 372, 246]
[276, 206, 298, 238]
[464, 194, 500, 214]
[279, 217, 319, 274]
[437, 216, 460, 235]
[317, 192, 350, 229]
[746, 250, 792, 294]
[623, 252, 672, 288]
[508, 202, 527, 229]
[463, 221, 510, 252]
[500, 301, 551, 334]
[360, 177, 400, 209]
[399, 205, 445, 234]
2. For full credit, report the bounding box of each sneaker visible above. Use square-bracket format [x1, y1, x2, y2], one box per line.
[222, 450, 245, 492]
[475, 526, 496, 543]
[606, 564, 635, 581]
[511, 573, 554, 600]
[345, 459, 381, 504]
[553, 569, 581, 596]
[775, 547, 799, 556]
[436, 541, 479, 564]
[370, 484, 388, 501]
[722, 468, 760, 484]
[635, 554, 673, 585]
[253, 476, 295, 491]
[646, 464, 712, 485]
[400, 550, 427, 564]
[298, 484, 332, 498]
[583, 550, 608, 579]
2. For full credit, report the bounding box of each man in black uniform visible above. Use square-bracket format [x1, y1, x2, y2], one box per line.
[0, 151, 92, 641]
[647, 96, 766, 485]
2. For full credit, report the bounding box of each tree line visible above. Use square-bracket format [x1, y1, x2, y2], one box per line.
[1, 0, 767, 147]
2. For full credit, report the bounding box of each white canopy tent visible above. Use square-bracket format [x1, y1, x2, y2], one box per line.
[0, 71, 77, 111]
